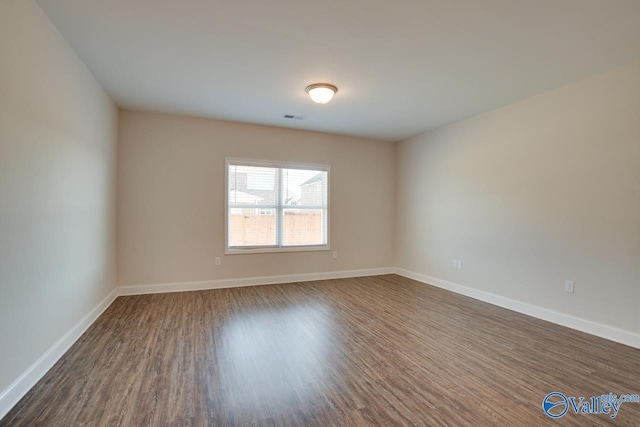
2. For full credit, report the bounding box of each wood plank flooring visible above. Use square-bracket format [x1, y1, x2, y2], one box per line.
[2, 274, 639, 426]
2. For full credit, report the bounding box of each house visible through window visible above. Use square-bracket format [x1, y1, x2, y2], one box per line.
[226, 158, 329, 253]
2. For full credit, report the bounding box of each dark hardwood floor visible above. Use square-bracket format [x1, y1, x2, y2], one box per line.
[2, 274, 639, 426]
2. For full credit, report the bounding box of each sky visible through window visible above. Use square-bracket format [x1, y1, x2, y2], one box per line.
[234, 165, 321, 201]
[282, 168, 322, 203]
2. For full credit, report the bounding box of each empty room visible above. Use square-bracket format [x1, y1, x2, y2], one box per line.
[1, 0, 639, 425]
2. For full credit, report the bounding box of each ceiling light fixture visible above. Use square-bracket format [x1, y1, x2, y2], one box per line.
[305, 83, 338, 104]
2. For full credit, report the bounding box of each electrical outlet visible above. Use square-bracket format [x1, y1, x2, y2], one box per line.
[452, 260, 457, 268]
[457, 260, 463, 269]
[215, 257, 221, 266]
[564, 280, 575, 293]
[332, 251, 338, 259]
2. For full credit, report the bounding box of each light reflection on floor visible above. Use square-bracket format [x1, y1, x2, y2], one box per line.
[216, 301, 334, 415]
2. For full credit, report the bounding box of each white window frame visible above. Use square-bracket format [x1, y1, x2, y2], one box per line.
[225, 157, 330, 254]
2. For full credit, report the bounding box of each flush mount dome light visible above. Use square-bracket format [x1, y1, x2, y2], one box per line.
[305, 83, 338, 104]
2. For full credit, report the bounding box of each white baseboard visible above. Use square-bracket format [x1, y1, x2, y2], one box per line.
[0, 287, 119, 421]
[119, 267, 395, 296]
[395, 268, 640, 349]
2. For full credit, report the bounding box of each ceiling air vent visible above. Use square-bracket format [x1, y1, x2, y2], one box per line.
[284, 114, 305, 120]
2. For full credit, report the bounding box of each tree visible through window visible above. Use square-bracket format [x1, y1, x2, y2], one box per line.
[226, 159, 329, 253]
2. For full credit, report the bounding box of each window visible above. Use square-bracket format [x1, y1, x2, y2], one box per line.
[226, 158, 329, 253]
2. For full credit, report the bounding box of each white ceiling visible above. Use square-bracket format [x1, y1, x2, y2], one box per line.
[37, 0, 640, 141]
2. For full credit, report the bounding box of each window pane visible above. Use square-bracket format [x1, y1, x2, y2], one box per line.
[227, 160, 329, 252]
[282, 169, 327, 207]
[229, 210, 276, 247]
[282, 208, 326, 246]
[228, 165, 278, 206]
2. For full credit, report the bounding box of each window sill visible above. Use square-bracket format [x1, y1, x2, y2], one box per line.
[225, 245, 330, 255]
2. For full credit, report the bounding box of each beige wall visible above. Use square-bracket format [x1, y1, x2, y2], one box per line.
[396, 60, 640, 334]
[117, 111, 395, 286]
[0, 0, 118, 396]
